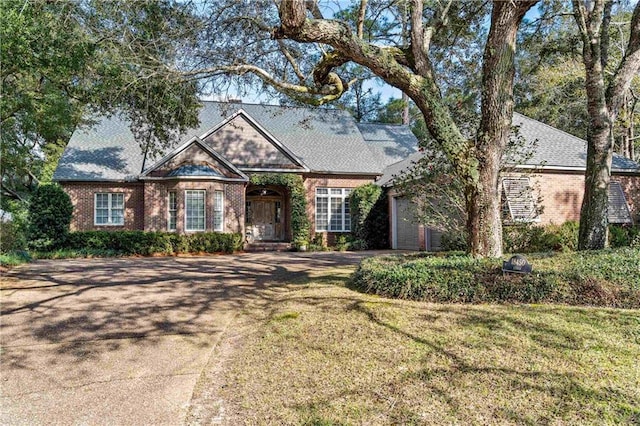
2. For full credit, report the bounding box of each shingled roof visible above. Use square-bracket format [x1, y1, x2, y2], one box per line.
[357, 123, 419, 168]
[379, 112, 640, 187]
[54, 102, 389, 181]
[513, 112, 640, 173]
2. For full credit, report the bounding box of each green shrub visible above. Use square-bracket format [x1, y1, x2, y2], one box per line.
[441, 229, 469, 251]
[502, 221, 578, 253]
[0, 250, 32, 267]
[27, 184, 73, 251]
[350, 248, 640, 308]
[0, 201, 28, 252]
[64, 231, 242, 255]
[334, 234, 350, 251]
[609, 225, 640, 248]
[350, 184, 388, 249]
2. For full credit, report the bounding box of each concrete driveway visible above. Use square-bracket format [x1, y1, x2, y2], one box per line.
[1, 251, 374, 425]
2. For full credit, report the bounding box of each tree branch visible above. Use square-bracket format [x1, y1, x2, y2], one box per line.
[607, 1, 640, 116]
[357, 0, 368, 39]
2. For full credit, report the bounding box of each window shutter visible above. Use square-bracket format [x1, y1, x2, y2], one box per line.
[608, 182, 632, 224]
[502, 178, 539, 222]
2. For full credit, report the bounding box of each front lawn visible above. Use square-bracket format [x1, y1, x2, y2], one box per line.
[219, 262, 640, 425]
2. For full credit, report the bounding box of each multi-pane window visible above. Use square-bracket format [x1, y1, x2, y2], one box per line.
[185, 190, 205, 231]
[168, 191, 177, 231]
[94, 193, 124, 225]
[213, 190, 224, 232]
[315, 188, 352, 232]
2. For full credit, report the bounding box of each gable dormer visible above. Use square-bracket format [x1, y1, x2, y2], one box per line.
[141, 136, 247, 181]
[200, 110, 308, 172]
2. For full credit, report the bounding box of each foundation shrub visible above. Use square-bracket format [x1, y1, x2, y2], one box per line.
[350, 184, 389, 249]
[27, 184, 73, 251]
[351, 248, 640, 308]
[502, 221, 578, 253]
[609, 225, 640, 248]
[64, 231, 242, 255]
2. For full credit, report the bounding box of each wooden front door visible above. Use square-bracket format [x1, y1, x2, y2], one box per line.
[252, 200, 276, 240]
[247, 197, 284, 241]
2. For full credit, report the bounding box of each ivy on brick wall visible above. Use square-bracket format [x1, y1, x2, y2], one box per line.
[350, 183, 389, 249]
[249, 173, 310, 243]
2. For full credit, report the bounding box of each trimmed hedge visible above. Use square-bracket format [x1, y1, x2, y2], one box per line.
[350, 248, 640, 308]
[65, 231, 243, 255]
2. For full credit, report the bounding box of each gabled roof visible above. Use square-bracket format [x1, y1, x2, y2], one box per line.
[54, 102, 385, 181]
[357, 123, 419, 168]
[141, 136, 248, 181]
[513, 113, 640, 173]
[196, 109, 309, 172]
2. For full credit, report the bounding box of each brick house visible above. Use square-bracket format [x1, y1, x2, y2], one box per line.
[54, 103, 639, 251]
[380, 113, 640, 250]
[53, 101, 417, 246]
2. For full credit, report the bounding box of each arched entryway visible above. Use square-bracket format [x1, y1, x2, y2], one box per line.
[245, 185, 287, 241]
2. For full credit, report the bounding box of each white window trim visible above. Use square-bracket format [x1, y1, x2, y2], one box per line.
[315, 188, 352, 232]
[213, 190, 224, 232]
[185, 190, 206, 232]
[168, 191, 177, 231]
[94, 193, 124, 226]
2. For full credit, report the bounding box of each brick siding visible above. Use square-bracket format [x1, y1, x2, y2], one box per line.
[525, 171, 640, 225]
[61, 182, 145, 231]
[143, 180, 246, 233]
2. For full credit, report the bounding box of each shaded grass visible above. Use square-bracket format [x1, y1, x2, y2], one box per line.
[220, 266, 640, 425]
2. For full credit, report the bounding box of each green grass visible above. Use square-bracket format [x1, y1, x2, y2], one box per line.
[219, 267, 640, 425]
[0, 251, 32, 267]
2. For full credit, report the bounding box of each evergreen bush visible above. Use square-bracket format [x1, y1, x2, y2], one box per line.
[350, 184, 389, 249]
[27, 184, 73, 251]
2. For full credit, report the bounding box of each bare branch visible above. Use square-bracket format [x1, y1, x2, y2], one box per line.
[357, 0, 368, 39]
[277, 40, 306, 83]
[181, 64, 346, 105]
[305, 0, 324, 19]
[607, 1, 640, 115]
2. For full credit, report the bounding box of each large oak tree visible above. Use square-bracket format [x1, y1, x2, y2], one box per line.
[182, 0, 538, 257]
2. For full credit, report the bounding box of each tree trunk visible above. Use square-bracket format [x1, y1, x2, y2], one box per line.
[577, 78, 613, 250]
[578, 125, 612, 249]
[467, 0, 535, 257]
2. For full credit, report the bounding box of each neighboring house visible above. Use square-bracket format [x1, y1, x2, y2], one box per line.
[53, 101, 417, 246]
[381, 113, 640, 251]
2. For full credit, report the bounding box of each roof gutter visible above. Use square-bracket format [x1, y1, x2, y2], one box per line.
[513, 164, 640, 175]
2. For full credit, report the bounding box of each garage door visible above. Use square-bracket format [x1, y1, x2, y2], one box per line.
[394, 196, 420, 250]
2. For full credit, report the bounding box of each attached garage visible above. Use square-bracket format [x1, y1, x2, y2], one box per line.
[392, 196, 420, 250]
[391, 196, 443, 251]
